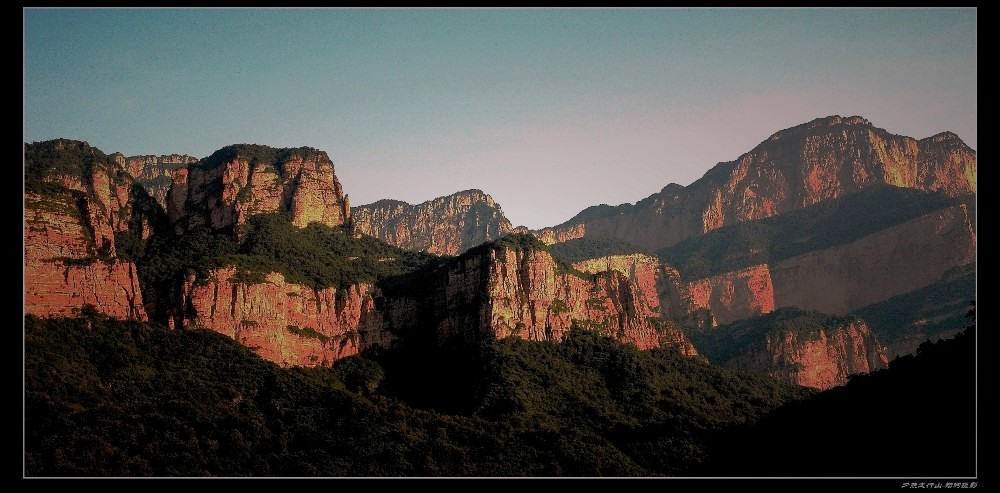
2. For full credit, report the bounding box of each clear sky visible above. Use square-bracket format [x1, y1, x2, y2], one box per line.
[24, 8, 977, 229]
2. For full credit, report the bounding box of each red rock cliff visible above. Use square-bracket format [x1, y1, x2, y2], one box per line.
[167, 145, 350, 234]
[352, 190, 516, 256]
[126, 154, 198, 209]
[430, 246, 698, 355]
[536, 116, 976, 250]
[24, 139, 147, 320]
[178, 244, 698, 368]
[688, 265, 775, 325]
[771, 204, 976, 315]
[572, 253, 714, 328]
[722, 318, 889, 390]
[681, 203, 974, 323]
[180, 268, 395, 367]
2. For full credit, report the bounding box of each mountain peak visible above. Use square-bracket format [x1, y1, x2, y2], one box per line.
[540, 115, 976, 251]
[922, 131, 965, 145]
[352, 189, 514, 255]
[197, 144, 332, 173]
[454, 189, 495, 206]
[766, 115, 872, 142]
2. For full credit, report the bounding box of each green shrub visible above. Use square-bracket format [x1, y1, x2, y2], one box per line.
[286, 325, 330, 344]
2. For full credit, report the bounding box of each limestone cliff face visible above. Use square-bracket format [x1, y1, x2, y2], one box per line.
[180, 268, 394, 367]
[537, 116, 977, 250]
[688, 265, 775, 325]
[682, 204, 975, 323]
[125, 154, 198, 209]
[352, 190, 515, 255]
[571, 254, 661, 312]
[24, 193, 145, 320]
[24, 139, 147, 320]
[572, 253, 714, 329]
[167, 145, 350, 234]
[771, 204, 976, 315]
[721, 319, 889, 390]
[177, 244, 698, 367]
[429, 246, 698, 355]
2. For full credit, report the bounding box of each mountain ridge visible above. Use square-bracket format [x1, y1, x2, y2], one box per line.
[535, 114, 976, 250]
[351, 188, 523, 256]
[22, 114, 976, 375]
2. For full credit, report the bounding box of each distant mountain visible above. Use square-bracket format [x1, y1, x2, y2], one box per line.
[120, 153, 198, 209]
[656, 186, 975, 325]
[26, 139, 696, 368]
[536, 115, 976, 251]
[22, 114, 976, 372]
[351, 190, 522, 256]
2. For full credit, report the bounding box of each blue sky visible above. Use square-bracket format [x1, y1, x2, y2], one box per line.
[24, 8, 977, 229]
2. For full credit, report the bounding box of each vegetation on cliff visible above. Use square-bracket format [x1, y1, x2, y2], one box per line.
[685, 308, 868, 366]
[24, 139, 117, 189]
[195, 144, 329, 173]
[852, 264, 976, 351]
[137, 213, 442, 298]
[548, 236, 651, 264]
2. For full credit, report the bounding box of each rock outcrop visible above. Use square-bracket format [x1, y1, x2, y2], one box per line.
[572, 253, 714, 329]
[537, 116, 977, 251]
[167, 145, 351, 234]
[688, 264, 775, 325]
[771, 204, 975, 315]
[426, 243, 698, 355]
[178, 241, 699, 366]
[180, 268, 393, 367]
[125, 154, 198, 209]
[721, 316, 888, 390]
[352, 190, 516, 255]
[692, 309, 889, 390]
[24, 139, 147, 320]
[402, 243, 696, 355]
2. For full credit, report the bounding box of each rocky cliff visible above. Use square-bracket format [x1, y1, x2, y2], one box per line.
[124, 153, 198, 209]
[688, 264, 774, 325]
[180, 268, 394, 367]
[572, 253, 714, 329]
[537, 116, 976, 251]
[427, 241, 698, 355]
[681, 203, 975, 324]
[24, 139, 147, 320]
[24, 120, 973, 371]
[177, 239, 698, 366]
[692, 309, 889, 390]
[352, 189, 516, 255]
[167, 144, 351, 234]
[770, 204, 975, 315]
[723, 320, 889, 390]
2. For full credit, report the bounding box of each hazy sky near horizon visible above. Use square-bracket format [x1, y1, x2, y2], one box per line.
[24, 8, 976, 229]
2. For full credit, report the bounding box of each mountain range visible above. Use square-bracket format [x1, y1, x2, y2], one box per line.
[23, 115, 977, 476]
